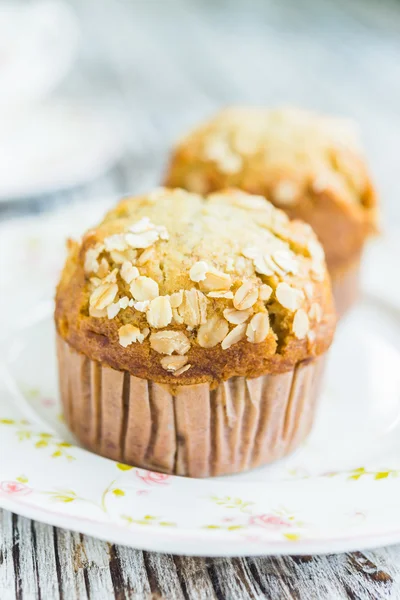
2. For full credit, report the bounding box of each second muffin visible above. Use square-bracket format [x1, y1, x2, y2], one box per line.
[164, 107, 378, 317]
[55, 188, 336, 477]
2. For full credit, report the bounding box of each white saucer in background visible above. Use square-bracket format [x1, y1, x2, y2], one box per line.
[0, 0, 79, 113]
[0, 102, 126, 200]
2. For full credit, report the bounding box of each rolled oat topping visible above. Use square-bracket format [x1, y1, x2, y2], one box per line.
[275, 282, 304, 311]
[97, 257, 110, 278]
[120, 261, 139, 284]
[109, 248, 136, 264]
[207, 290, 234, 299]
[166, 106, 369, 215]
[137, 246, 157, 265]
[130, 276, 159, 301]
[178, 289, 208, 328]
[292, 309, 309, 339]
[160, 355, 189, 372]
[146, 296, 173, 328]
[169, 290, 183, 308]
[272, 250, 298, 275]
[103, 269, 118, 284]
[221, 323, 247, 350]
[173, 363, 192, 376]
[259, 284, 273, 301]
[119, 296, 130, 309]
[150, 330, 191, 355]
[125, 218, 168, 248]
[107, 302, 121, 320]
[189, 261, 208, 282]
[89, 282, 118, 313]
[105, 233, 129, 253]
[132, 300, 150, 312]
[118, 324, 146, 347]
[200, 268, 232, 292]
[197, 315, 229, 348]
[84, 243, 104, 274]
[309, 302, 322, 323]
[246, 312, 270, 344]
[233, 280, 259, 310]
[76, 188, 330, 373]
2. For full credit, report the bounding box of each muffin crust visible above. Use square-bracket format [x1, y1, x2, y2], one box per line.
[164, 107, 378, 272]
[55, 188, 336, 386]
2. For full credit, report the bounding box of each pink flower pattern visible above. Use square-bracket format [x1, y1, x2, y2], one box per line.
[41, 397, 56, 407]
[135, 469, 170, 485]
[0, 481, 32, 496]
[249, 514, 292, 529]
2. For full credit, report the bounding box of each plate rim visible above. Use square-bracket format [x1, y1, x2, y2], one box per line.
[1, 205, 400, 556]
[1, 308, 400, 556]
[3, 493, 400, 557]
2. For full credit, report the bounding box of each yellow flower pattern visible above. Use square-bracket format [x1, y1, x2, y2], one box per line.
[210, 495, 254, 513]
[0, 419, 75, 460]
[122, 515, 176, 527]
[326, 467, 400, 481]
[1, 415, 398, 545]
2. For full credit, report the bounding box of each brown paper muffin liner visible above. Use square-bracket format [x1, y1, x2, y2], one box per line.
[57, 335, 325, 478]
[331, 253, 361, 319]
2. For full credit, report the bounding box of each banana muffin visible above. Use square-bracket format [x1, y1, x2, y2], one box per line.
[55, 188, 336, 478]
[164, 107, 378, 317]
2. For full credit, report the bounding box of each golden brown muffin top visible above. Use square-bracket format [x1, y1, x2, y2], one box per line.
[55, 188, 336, 386]
[164, 107, 378, 270]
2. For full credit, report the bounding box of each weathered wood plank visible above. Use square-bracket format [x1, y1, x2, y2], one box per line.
[143, 552, 185, 599]
[3, 509, 400, 600]
[112, 544, 151, 599]
[55, 527, 88, 600]
[261, 553, 394, 600]
[13, 515, 39, 599]
[31, 520, 60, 600]
[349, 550, 394, 586]
[206, 556, 263, 600]
[174, 557, 217, 600]
[245, 556, 295, 600]
[0, 510, 16, 600]
[79, 534, 116, 600]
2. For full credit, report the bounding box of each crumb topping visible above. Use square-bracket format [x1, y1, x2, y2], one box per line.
[166, 107, 375, 216]
[61, 188, 332, 378]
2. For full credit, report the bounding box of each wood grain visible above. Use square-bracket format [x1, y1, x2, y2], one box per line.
[1, 510, 398, 599]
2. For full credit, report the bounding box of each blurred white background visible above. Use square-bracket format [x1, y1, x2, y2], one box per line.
[1, 0, 400, 224]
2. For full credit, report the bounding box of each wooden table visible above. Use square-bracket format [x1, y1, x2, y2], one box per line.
[1, 510, 398, 599]
[2, 0, 400, 597]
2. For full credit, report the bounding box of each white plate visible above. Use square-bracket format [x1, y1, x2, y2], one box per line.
[0, 201, 400, 556]
[0, 1, 78, 112]
[0, 102, 126, 201]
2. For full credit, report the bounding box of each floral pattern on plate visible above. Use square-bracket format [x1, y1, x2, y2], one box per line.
[1, 200, 400, 556]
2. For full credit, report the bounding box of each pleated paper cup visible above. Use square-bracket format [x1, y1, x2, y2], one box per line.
[57, 335, 325, 478]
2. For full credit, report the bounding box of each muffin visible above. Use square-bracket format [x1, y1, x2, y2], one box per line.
[55, 188, 336, 478]
[164, 107, 378, 317]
